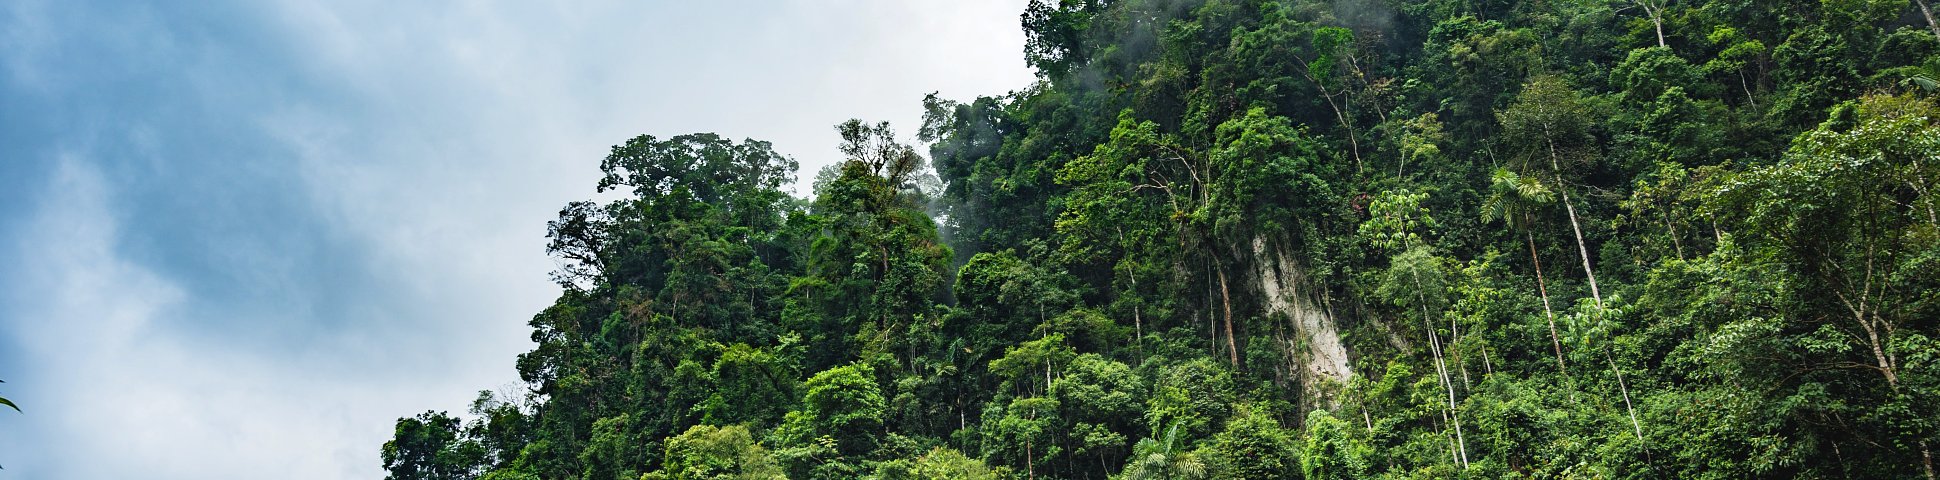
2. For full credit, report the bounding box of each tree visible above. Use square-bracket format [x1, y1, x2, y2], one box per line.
[874, 447, 1007, 480]
[1199, 405, 1299, 479]
[700, 342, 799, 427]
[987, 396, 1061, 479]
[1481, 169, 1566, 372]
[1499, 75, 1605, 308]
[836, 120, 923, 189]
[1718, 93, 1940, 479]
[1048, 353, 1141, 476]
[1302, 410, 1370, 480]
[382, 2, 1940, 478]
[578, 414, 646, 480]
[1622, 0, 1672, 49]
[1143, 358, 1238, 444]
[648, 424, 785, 480]
[1915, 0, 1940, 42]
[781, 362, 886, 457]
[1119, 422, 1208, 480]
[382, 411, 487, 480]
[1362, 188, 1469, 469]
[1299, 25, 1366, 169]
[1020, 0, 1109, 78]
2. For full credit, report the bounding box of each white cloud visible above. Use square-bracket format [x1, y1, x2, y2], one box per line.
[2, 157, 373, 478]
[0, 1, 1036, 478]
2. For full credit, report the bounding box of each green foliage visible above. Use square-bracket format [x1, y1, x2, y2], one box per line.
[386, 2, 1940, 479]
[1481, 168, 1553, 232]
[1119, 422, 1208, 480]
[1198, 405, 1299, 479]
[383, 411, 487, 480]
[579, 414, 646, 480]
[871, 447, 1007, 480]
[1301, 410, 1369, 480]
[699, 342, 799, 427]
[1359, 189, 1437, 253]
[785, 362, 887, 457]
[1143, 358, 1237, 443]
[647, 424, 784, 480]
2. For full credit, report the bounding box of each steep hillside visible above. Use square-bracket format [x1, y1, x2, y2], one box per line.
[383, 1, 1940, 478]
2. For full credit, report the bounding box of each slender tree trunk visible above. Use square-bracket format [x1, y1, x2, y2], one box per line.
[1664, 213, 1685, 260]
[1923, 441, 1937, 480]
[1606, 351, 1645, 443]
[1636, 1, 1668, 48]
[1026, 439, 1035, 480]
[1412, 267, 1469, 469]
[1123, 229, 1145, 358]
[1549, 141, 1603, 307]
[1316, 87, 1363, 174]
[1362, 401, 1376, 432]
[1906, 162, 1940, 228]
[1917, 0, 1940, 42]
[1562, 195, 1601, 307]
[1652, 15, 1667, 49]
[1440, 332, 1470, 469]
[1738, 71, 1758, 108]
[1840, 291, 1934, 479]
[1481, 341, 1495, 375]
[1530, 231, 1567, 373]
[1217, 262, 1240, 368]
[1454, 313, 1472, 390]
[1208, 268, 1218, 359]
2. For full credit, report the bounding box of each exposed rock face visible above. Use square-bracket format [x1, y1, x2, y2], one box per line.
[1251, 238, 1353, 405]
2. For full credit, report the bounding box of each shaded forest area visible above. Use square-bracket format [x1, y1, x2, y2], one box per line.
[384, 0, 1940, 478]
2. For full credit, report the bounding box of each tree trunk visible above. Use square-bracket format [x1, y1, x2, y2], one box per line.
[1549, 141, 1603, 307]
[1454, 312, 1472, 390]
[1637, 1, 1668, 48]
[1026, 438, 1035, 480]
[1738, 71, 1758, 108]
[1917, 0, 1940, 42]
[1217, 262, 1240, 368]
[1606, 351, 1645, 443]
[1529, 231, 1567, 373]
[1412, 267, 1469, 469]
[1924, 441, 1937, 480]
[1561, 194, 1601, 307]
[1652, 15, 1667, 49]
[1845, 294, 1933, 479]
[1663, 213, 1685, 260]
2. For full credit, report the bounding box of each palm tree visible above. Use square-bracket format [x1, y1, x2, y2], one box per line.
[1120, 422, 1207, 480]
[1482, 169, 1567, 372]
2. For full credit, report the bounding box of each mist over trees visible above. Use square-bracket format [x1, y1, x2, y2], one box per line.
[385, 0, 1940, 478]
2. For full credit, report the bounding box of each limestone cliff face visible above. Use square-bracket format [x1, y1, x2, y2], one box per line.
[1251, 238, 1352, 407]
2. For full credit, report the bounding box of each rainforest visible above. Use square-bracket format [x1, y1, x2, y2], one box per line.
[383, 0, 1940, 478]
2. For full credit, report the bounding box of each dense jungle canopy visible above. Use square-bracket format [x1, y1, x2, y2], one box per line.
[384, 0, 1940, 478]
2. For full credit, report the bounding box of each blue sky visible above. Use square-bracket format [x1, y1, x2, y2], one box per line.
[0, 1, 1033, 477]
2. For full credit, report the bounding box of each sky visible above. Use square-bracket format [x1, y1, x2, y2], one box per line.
[0, 1, 1035, 477]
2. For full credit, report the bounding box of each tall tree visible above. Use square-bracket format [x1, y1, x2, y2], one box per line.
[1719, 94, 1940, 479]
[1481, 169, 1566, 372]
[1499, 75, 1605, 308]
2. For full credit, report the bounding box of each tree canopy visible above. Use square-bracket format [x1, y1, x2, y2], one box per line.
[386, 1, 1940, 478]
